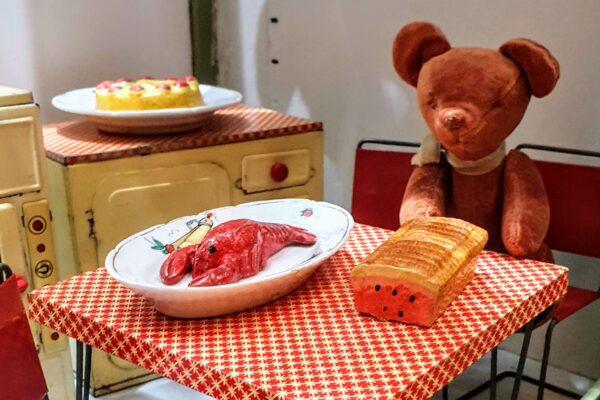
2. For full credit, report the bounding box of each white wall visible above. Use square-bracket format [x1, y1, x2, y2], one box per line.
[0, 0, 192, 123]
[217, 0, 600, 208]
[216, 0, 600, 380]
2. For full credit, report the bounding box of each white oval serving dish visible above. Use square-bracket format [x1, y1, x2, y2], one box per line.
[105, 199, 353, 318]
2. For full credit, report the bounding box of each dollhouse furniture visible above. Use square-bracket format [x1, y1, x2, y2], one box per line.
[28, 222, 567, 400]
[0, 263, 48, 400]
[351, 139, 600, 399]
[43, 104, 324, 396]
[351, 139, 418, 231]
[458, 144, 600, 400]
[0, 86, 73, 399]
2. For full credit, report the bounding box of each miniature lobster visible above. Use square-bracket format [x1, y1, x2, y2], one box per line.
[160, 219, 317, 286]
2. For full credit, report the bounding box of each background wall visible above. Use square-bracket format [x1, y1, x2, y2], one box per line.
[217, 0, 600, 209]
[216, 0, 600, 380]
[0, 0, 192, 123]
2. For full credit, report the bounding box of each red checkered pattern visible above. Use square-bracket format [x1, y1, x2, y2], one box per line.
[43, 105, 323, 165]
[29, 224, 567, 399]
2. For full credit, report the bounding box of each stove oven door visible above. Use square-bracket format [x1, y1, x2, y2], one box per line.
[92, 162, 231, 270]
[88, 161, 231, 395]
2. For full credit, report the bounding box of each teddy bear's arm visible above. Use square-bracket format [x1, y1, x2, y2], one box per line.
[502, 149, 550, 257]
[399, 164, 448, 225]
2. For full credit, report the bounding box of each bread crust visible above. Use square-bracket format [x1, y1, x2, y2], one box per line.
[351, 217, 488, 327]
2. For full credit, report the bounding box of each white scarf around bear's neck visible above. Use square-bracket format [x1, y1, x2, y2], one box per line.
[410, 133, 506, 176]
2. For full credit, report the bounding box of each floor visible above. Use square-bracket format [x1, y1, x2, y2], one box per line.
[429, 349, 593, 400]
[91, 349, 594, 400]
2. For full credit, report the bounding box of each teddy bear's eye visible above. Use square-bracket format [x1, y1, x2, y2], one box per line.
[426, 93, 438, 110]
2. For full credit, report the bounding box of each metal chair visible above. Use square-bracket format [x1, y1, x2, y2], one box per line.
[351, 139, 418, 230]
[351, 139, 452, 398]
[458, 144, 600, 400]
[352, 139, 507, 399]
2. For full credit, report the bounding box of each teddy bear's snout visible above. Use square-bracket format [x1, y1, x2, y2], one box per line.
[441, 109, 467, 131]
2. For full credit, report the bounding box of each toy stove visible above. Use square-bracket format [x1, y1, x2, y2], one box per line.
[0, 86, 74, 399]
[44, 104, 324, 396]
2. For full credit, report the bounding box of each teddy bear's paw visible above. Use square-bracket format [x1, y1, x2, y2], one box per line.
[399, 201, 445, 226]
[502, 223, 546, 259]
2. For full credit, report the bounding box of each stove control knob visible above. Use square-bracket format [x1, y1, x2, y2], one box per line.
[15, 274, 28, 293]
[270, 162, 289, 182]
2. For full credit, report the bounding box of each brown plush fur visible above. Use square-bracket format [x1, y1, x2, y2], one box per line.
[394, 22, 559, 261]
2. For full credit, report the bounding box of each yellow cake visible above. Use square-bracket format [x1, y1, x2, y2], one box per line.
[95, 76, 203, 111]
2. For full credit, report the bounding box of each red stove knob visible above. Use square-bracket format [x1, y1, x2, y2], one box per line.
[29, 217, 46, 234]
[270, 162, 289, 182]
[14, 274, 28, 293]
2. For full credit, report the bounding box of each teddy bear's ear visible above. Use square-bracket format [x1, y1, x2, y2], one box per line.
[392, 22, 451, 87]
[500, 39, 560, 98]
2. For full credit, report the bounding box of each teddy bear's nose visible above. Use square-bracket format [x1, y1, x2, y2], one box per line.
[441, 109, 467, 131]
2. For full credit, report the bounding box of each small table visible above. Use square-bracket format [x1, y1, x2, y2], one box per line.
[28, 224, 567, 400]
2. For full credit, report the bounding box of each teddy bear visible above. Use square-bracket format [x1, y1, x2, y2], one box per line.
[393, 21, 560, 261]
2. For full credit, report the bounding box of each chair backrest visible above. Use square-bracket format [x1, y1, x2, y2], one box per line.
[352, 141, 600, 258]
[351, 140, 418, 230]
[517, 144, 600, 258]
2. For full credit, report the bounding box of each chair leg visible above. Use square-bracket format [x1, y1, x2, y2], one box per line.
[511, 320, 534, 400]
[443, 385, 449, 400]
[537, 319, 558, 400]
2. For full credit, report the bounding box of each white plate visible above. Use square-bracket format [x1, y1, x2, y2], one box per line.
[51, 84, 242, 134]
[105, 199, 354, 318]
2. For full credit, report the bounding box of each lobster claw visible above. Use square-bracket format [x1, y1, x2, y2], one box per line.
[160, 245, 196, 285]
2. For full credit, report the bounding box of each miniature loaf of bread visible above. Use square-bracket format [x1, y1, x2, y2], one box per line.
[351, 217, 488, 327]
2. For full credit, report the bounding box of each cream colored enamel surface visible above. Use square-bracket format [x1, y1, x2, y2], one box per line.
[0, 95, 74, 399]
[241, 149, 311, 193]
[0, 86, 32, 107]
[92, 162, 231, 268]
[0, 105, 42, 197]
[0, 204, 27, 278]
[46, 129, 323, 393]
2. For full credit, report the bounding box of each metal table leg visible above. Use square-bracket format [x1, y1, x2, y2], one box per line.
[76, 341, 82, 400]
[511, 320, 534, 400]
[75, 341, 93, 400]
[490, 347, 497, 400]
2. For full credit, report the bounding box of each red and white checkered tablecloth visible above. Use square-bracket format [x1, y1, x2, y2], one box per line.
[28, 224, 567, 400]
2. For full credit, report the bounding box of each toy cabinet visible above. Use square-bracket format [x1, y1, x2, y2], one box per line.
[44, 104, 323, 396]
[0, 86, 74, 400]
